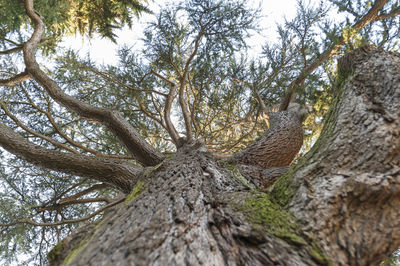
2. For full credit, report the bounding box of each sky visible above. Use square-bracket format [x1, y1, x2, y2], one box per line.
[62, 0, 303, 65]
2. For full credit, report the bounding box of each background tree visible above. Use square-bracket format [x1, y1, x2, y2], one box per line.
[0, 0, 399, 265]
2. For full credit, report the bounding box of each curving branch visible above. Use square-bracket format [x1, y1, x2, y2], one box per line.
[0, 123, 141, 193]
[278, 0, 390, 111]
[178, 32, 203, 143]
[22, 0, 163, 166]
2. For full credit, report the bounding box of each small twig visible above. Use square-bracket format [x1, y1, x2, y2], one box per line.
[0, 197, 125, 227]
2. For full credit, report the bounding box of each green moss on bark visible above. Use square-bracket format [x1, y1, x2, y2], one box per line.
[230, 191, 331, 264]
[47, 241, 63, 261]
[62, 218, 107, 265]
[238, 192, 304, 243]
[124, 180, 146, 203]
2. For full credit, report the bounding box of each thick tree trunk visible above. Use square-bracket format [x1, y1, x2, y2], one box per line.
[48, 48, 400, 265]
[49, 144, 323, 265]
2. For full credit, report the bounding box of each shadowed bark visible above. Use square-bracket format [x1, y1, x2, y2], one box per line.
[47, 47, 400, 265]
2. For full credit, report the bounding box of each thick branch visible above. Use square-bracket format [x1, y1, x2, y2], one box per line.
[164, 84, 181, 145]
[0, 123, 141, 193]
[281, 48, 400, 265]
[279, 0, 389, 111]
[22, 0, 163, 166]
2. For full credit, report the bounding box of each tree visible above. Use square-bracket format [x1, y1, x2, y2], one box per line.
[0, 0, 399, 264]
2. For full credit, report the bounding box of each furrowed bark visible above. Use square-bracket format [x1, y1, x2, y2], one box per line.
[277, 47, 400, 265]
[0, 124, 141, 193]
[22, 0, 163, 166]
[48, 143, 322, 266]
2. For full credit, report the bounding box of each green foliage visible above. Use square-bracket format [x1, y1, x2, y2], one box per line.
[0, 0, 150, 42]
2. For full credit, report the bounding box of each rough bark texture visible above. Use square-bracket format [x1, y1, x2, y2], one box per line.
[283, 47, 400, 265]
[47, 48, 400, 266]
[49, 143, 322, 265]
[234, 103, 305, 169]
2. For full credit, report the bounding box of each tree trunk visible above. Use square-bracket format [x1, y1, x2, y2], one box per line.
[48, 48, 400, 265]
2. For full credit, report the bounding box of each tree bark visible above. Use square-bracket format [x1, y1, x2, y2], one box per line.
[284, 46, 400, 265]
[47, 47, 400, 265]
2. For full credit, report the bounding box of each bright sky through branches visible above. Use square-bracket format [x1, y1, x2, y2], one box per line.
[61, 0, 303, 65]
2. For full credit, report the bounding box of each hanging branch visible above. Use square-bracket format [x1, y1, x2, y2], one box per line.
[22, 0, 163, 166]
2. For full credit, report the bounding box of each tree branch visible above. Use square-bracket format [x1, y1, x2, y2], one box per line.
[0, 123, 141, 193]
[0, 46, 22, 55]
[0, 71, 31, 86]
[0, 100, 80, 154]
[45, 178, 89, 206]
[278, 0, 390, 111]
[164, 84, 181, 146]
[22, 0, 163, 166]
[36, 197, 112, 212]
[178, 32, 203, 143]
[0, 197, 124, 227]
[375, 8, 400, 20]
[58, 184, 109, 204]
[86, 68, 168, 97]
